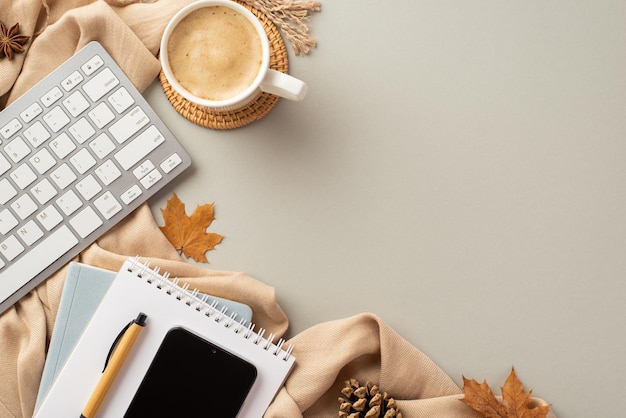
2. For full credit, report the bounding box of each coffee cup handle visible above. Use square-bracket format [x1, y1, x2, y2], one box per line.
[260, 69, 308, 101]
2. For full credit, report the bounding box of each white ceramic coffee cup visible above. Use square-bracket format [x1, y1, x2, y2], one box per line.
[160, 0, 307, 111]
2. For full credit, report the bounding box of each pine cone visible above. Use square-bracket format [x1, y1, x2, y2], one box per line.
[338, 378, 402, 418]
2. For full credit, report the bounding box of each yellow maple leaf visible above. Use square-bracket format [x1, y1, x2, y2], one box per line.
[460, 368, 551, 418]
[159, 193, 224, 263]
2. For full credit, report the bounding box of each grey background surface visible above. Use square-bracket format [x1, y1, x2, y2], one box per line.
[146, 1, 626, 416]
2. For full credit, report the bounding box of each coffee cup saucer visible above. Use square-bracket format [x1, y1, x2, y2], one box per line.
[159, 2, 288, 130]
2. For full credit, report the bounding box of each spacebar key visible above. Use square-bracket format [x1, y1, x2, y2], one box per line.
[0, 225, 79, 302]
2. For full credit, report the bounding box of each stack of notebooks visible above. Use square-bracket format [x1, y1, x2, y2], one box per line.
[34, 257, 295, 417]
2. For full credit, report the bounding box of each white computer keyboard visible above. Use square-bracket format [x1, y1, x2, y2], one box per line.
[0, 41, 191, 314]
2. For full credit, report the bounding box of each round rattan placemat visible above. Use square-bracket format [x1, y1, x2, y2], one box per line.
[159, 3, 288, 130]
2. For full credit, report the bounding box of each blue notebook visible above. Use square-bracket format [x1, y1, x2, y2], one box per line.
[35, 262, 253, 408]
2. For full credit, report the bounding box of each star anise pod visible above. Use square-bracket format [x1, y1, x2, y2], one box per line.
[0, 22, 30, 61]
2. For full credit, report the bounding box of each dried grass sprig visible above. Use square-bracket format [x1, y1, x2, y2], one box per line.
[241, 0, 321, 55]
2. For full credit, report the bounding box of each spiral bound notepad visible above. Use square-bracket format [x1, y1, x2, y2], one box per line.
[34, 257, 295, 418]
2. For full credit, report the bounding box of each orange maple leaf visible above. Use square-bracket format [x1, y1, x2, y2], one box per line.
[460, 368, 551, 418]
[159, 193, 224, 263]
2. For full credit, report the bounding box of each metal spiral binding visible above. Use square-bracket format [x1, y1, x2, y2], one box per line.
[126, 257, 295, 361]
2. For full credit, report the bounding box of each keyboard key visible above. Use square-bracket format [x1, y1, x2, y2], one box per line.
[114, 125, 165, 170]
[30, 148, 56, 174]
[30, 178, 57, 205]
[69, 148, 96, 174]
[23, 121, 51, 148]
[76, 174, 102, 200]
[49, 133, 76, 159]
[94, 191, 122, 220]
[95, 159, 121, 186]
[43, 106, 70, 132]
[0, 179, 17, 205]
[41, 86, 63, 107]
[61, 70, 84, 91]
[57, 190, 83, 216]
[19, 103, 43, 124]
[140, 169, 162, 189]
[160, 153, 183, 174]
[108, 87, 134, 113]
[50, 163, 77, 189]
[68, 118, 96, 144]
[120, 184, 142, 205]
[89, 133, 115, 159]
[4, 137, 31, 163]
[81, 54, 104, 76]
[10, 164, 37, 190]
[83, 67, 118, 101]
[70, 206, 103, 238]
[17, 220, 44, 247]
[36, 205, 63, 231]
[11, 194, 38, 219]
[63, 91, 90, 117]
[0, 236, 25, 261]
[0, 209, 19, 235]
[88, 102, 115, 129]
[1, 118, 22, 140]
[133, 160, 154, 180]
[109, 106, 149, 143]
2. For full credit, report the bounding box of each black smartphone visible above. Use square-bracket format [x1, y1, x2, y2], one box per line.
[124, 326, 257, 417]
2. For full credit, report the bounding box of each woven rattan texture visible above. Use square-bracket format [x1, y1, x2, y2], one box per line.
[159, 2, 288, 130]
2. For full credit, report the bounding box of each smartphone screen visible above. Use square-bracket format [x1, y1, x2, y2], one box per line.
[124, 327, 257, 417]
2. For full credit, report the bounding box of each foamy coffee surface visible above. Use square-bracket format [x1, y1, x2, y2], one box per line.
[167, 6, 263, 101]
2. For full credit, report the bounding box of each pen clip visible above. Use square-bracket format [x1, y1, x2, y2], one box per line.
[103, 320, 133, 372]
